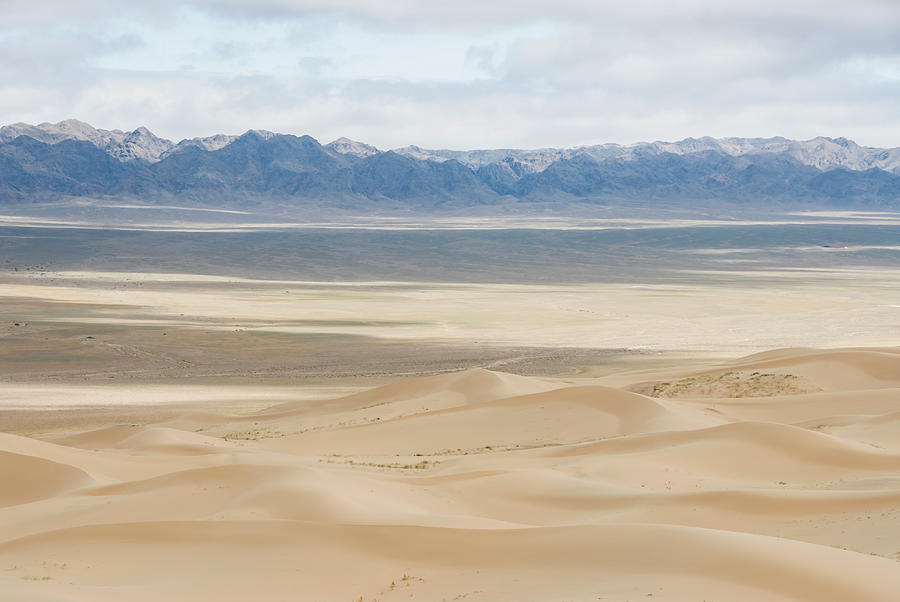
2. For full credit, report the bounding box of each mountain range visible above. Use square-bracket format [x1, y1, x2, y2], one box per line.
[1, 119, 899, 211]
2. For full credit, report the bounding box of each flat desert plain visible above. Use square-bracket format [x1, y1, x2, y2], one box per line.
[1, 268, 899, 601]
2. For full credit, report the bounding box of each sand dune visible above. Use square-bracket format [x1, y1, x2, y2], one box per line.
[0, 451, 93, 507]
[2, 347, 900, 601]
[713, 347, 900, 391]
[0, 521, 898, 601]
[627, 347, 900, 401]
[801, 410, 900, 450]
[258, 384, 724, 456]
[261, 367, 564, 418]
[50, 425, 232, 455]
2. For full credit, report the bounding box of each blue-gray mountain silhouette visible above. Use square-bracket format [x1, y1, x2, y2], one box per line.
[1, 121, 898, 208]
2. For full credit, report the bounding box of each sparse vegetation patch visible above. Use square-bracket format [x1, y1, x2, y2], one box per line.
[644, 371, 821, 398]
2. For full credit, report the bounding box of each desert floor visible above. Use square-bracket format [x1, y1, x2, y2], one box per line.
[1, 270, 899, 601]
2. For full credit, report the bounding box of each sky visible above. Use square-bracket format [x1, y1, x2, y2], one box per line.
[2, 0, 899, 149]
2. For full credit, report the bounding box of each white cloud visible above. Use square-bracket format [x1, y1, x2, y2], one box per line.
[2, 0, 900, 148]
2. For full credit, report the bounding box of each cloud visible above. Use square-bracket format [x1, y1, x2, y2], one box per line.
[297, 56, 336, 76]
[2, 0, 900, 148]
[465, 45, 498, 77]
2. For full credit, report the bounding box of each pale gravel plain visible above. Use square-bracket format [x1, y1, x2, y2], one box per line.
[2, 267, 899, 352]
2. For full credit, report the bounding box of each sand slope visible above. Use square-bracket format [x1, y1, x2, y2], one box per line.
[2, 348, 900, 601]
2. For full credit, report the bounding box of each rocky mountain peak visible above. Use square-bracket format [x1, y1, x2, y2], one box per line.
[3, 119, 900, 178]
[243, 129, 277, 140]
[109, 127, 175, 162]
[325, 137, 379, 158]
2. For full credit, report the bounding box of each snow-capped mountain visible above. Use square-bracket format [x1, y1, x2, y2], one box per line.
[3, 120, 899, 174]
[393, 136, 900, 175]
[0, 119, 176, 162]
[325, 137, 380, 158]
[1, 120, 898, 209]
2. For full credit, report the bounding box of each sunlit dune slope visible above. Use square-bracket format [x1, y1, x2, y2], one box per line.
[2, 347, 899, 601]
